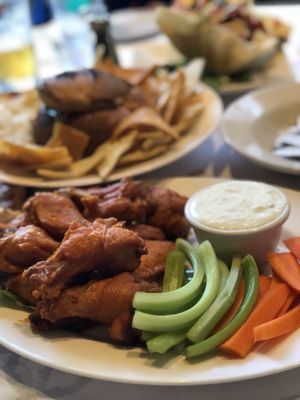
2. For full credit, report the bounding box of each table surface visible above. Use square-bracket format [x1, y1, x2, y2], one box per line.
[1, 4, 300, 400]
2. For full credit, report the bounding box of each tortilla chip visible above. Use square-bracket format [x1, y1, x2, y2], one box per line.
[173, 93, 204, 134]
[112, 107, 179, 140]
[0, 139, 71, 166]
[97, 130, 138, 180]
[118, 144, 169, 166]
[96, 58, 155, 85]
[140, 134, 173, 150]
[47, 121, 89, 160]
[163, 69, 185, 124]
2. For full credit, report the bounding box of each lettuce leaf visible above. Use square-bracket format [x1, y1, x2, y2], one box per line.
[0, 289, 34, 312]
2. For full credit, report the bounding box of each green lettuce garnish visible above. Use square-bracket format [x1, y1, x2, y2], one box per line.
[0, 289, 34, 312]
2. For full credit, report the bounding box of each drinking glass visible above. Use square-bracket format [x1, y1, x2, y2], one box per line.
[0, 0, 36, 92]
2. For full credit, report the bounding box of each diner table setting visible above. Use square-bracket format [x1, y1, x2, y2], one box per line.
[1, 0, 300, 399]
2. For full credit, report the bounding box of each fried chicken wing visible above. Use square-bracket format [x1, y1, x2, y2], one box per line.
[23, 192, 87, 240]
[36, 272, 159, 342]
[147, 185, 190, 238]
[0, 225, 58, 274]
[24, 218, 145, 300]
[5, 273, 37, 305]
[134, 240, 175, 281]
[63, 178, 189, 239]
[129, 224, 166, 241]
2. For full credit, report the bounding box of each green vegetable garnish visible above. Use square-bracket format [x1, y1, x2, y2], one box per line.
[162, 250, 186, 292]
[217, 259, 229, 295]
[187, 255, 242, 343]
[133, 239, 204, 314]
[132, 240, 220, 332]
[146, 331, 187, 354]
[185, 255, 259, 358]
[0, 289, 34, 312]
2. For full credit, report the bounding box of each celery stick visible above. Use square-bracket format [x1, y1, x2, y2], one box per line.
[146, 331, 186, 354]
[132, 241, 220, 332]
[133, 239, 204, 314]
[185, 255, 259, 358]
[162, 250, 186, 292]
[187, 255, 242, 343]
[217, 259, 229, 295]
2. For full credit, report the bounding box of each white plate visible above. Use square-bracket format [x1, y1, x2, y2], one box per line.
[111, 7, 159, 42]
[0, 83, 222, 188]
[221, 82, 300, 175]
[0, 176, 300, 385]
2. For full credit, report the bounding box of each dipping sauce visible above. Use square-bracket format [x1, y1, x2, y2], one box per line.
[187, 181, 289, 231]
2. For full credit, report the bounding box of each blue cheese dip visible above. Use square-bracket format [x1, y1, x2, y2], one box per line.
[186, 181, 289, 231]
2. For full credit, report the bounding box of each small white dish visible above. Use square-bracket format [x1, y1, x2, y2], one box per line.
[221, 82, 300, 175]
[185, 180, 290, 263]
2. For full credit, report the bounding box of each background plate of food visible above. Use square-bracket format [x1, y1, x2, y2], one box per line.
[0, 177, 300, 385]
[0, 60, 222, 188]
[128, 0, 294, 96]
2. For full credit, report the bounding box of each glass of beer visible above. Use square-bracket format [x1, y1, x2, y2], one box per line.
[0, 0, 36, 92]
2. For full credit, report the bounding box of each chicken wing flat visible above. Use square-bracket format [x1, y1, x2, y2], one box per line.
[23, 192, 87, 240]
[66, 178, 152, 223]
[24, 218, 145, 300]
[63, 178, 189, 239]
[147, 185, 190, 238]
[36, 272, 159, 342]
[0, 225, 58, 274]
[5, 273, 37, 305]
[134, 240, 175, 281]
[129, 224, 166, 241]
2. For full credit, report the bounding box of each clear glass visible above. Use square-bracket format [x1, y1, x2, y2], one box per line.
[49, 0, 97, 70]
[0, 0, 36, 92]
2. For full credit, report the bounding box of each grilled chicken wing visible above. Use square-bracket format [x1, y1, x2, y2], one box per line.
[37, 69, 131, 113]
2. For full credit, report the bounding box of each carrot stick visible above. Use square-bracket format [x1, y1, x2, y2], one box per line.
[253, 303, 300, 342]
[212, 276, 271, 334]
[257, 275, 272, 301]
[284, 237, 300, 259]
[277, 290, 298, 317]
[219, 281, 290, 358]
[267, 252, 300, 292]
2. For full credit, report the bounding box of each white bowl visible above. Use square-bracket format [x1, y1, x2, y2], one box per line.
[184, 180, 290, 264]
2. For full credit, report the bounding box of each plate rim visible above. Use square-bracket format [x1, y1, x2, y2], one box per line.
[0, 176, 300, 385]
[220, 81, 300, 175]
